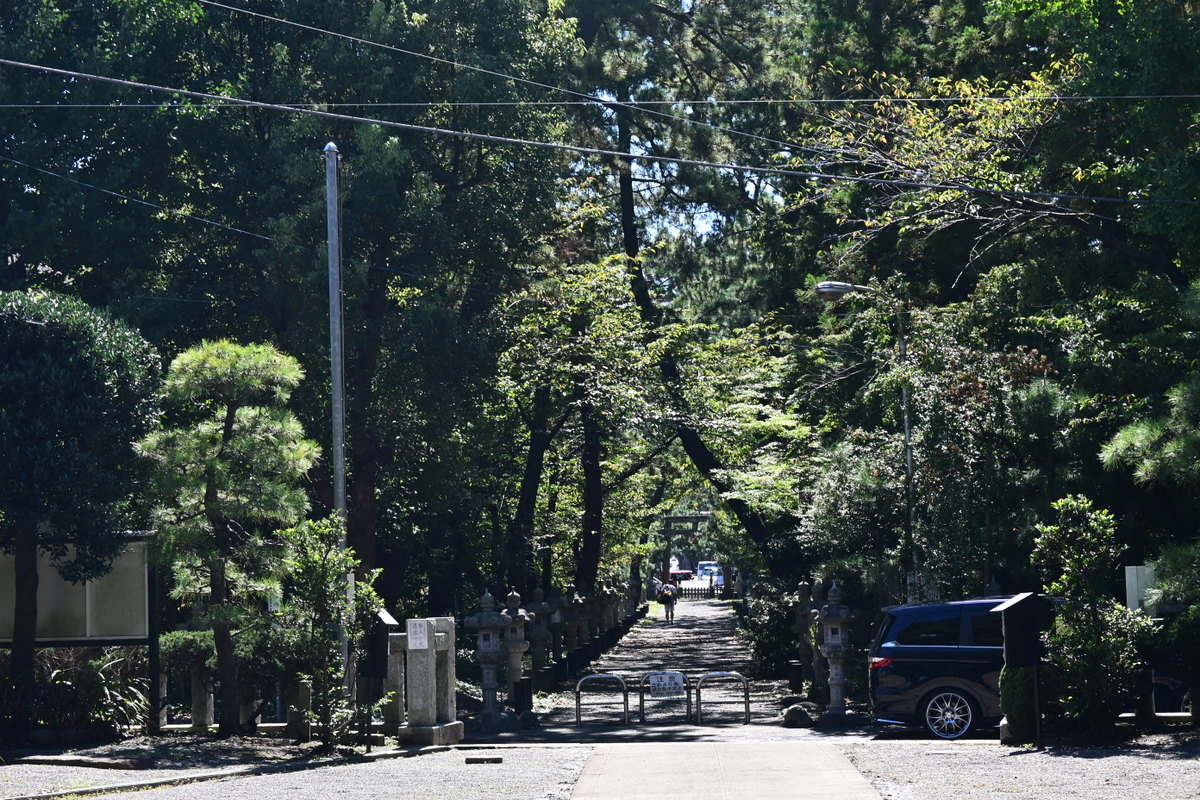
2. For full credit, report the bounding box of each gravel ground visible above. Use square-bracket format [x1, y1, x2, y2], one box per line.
[0, 743, 592, 800]
[841, 729, 1200, 800]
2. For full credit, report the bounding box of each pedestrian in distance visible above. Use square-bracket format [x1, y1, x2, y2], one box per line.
[657, 579, 679, 622]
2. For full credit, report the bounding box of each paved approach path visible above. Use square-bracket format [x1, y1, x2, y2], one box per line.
[469, 596, 803, 740]
[468, 597, 888, 800]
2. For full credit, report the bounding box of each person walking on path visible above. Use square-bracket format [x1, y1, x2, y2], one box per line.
[657, 579, 679, 622]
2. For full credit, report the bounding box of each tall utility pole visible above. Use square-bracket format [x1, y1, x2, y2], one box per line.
[324, 142, 347, 524]
[325, 142, 353, 682]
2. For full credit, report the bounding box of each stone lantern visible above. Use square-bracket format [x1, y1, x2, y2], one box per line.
[811, 581, 857, 720]
[464, 590, 510, 722]
[563, 584, 587, 673]
[547, 587, 568, 674]
[504, 589, 533, 709]
[605, 582, 622, 633]
[526, 586, 553, 677]
[809, 580, 829, 704]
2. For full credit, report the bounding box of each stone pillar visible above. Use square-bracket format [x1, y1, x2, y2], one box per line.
[285, 679, 312, 741]
[405, 618, 437, 727]
[433, 617, 457, 725]
[465, 591, 510, 725]
[563, 584, 580, 654]
[585, 593, 600, 645]
[790, 581, 815, 693]
[239, 685, 261, 730]
[813, 581, 857, 721]
[382, 631, 407, 728]
[189, 669, 213, 733]
[605, 583, 620, 632]
[403, 616, 465, 745]
[564, 585, 586, 674]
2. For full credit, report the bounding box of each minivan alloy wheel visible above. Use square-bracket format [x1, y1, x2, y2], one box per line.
[923, 690, 974, 739]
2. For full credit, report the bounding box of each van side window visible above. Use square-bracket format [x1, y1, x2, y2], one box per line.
[894, 612, 960, 645]
[971, 612, 1004, 647]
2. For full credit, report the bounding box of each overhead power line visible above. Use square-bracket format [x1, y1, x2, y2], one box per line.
[2, 58, 1195, 207]
[5, 93, 1200, 111]
[192, 0, 803, 154]
[0, 154, 276, 242]
[0, 154, 478, 293]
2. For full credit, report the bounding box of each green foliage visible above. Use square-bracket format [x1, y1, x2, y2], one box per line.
[1034, 495, 1155, 735]
[999, 664, 1037, 744]
[1144, 542, 1200, 724]
[279, 516, 384, 750]
[139, 339, 316, 736]
[740, 582, 799, 679]
[20, 648, 149, 741]
[0, 290, 161, 577]
[1103, 375, 1200, 487]
[0, 290, 159, 738]
[139, 340, 316, 608]
[1034, 495, 1120, 601]
[158, 630, 215, 678]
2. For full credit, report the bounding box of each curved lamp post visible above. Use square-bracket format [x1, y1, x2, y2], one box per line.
[814, 281, 917, 602]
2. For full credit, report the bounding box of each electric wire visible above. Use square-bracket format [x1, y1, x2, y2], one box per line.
[0, 154, 476, 294]
[3, 58, 1195, 207]
[192, 0, 805, 155]
[4, 92, 1200, 110]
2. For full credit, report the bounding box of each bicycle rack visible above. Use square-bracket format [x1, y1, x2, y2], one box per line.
[695, 671, 750, 724]
[575, 673, 630, 725]
[638, 670, 692, 723]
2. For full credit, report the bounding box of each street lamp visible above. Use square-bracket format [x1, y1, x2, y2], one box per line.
[814, 281, 918, 602]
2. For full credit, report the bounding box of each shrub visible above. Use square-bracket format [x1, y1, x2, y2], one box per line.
[999, 664, 1037, 743]
[159, 630, 215, 679]
[740, 587, 797, 679]
[1034, 496, 1155, 737]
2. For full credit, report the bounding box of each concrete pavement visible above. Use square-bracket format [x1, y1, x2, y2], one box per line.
[571, 741, 883, 800]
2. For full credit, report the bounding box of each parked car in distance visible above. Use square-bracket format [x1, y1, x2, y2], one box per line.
[867, 596, 1009, 740]
[695, 561, 724, 587]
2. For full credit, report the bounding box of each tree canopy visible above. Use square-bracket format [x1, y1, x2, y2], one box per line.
[0, 289, 160, 735]
[2, 0, 1200, 623]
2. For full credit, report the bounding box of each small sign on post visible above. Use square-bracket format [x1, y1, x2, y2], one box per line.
[407, 618, 430, 650]
[646, 671, 687, 698]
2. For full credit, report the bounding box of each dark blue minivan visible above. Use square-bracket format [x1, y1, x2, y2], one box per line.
[867, 597, 1008, 739]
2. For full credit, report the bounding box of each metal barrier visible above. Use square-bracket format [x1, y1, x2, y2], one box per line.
[695, 671, 750, 724]
[575, 674, 630, 725]
[676, 584, 718, 600]
[638, 670, 692, 723]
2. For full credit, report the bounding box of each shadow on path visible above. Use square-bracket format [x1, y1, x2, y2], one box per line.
[465, 599, 818, 743]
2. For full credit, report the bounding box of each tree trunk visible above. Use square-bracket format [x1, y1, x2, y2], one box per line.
[506, 383, 556, 595]
[6, 521, 39, 740]
[210, 555, 240, 737]
[344, 262, 390, 576]
[574, 398, 605, 594]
